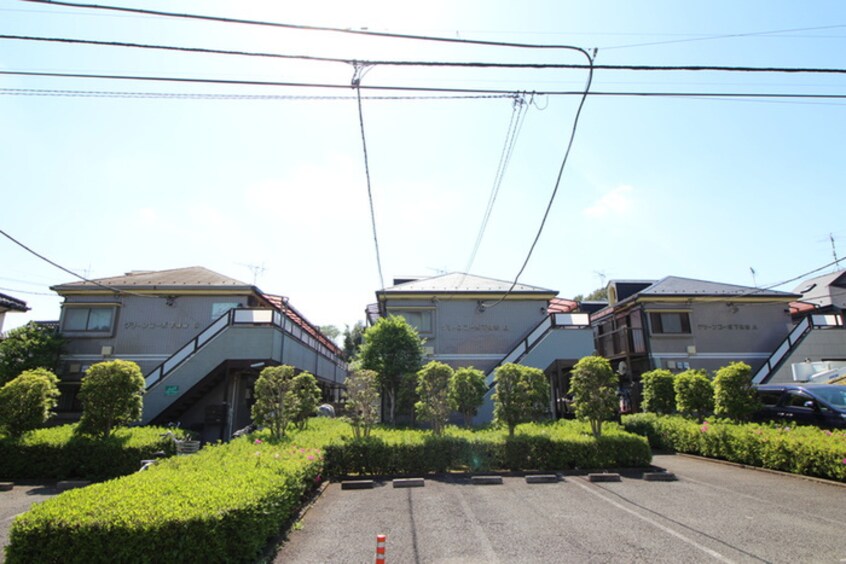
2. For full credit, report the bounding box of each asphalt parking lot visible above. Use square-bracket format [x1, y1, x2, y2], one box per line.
[0, 482, 60, 554]
[274, 455, 846, 563]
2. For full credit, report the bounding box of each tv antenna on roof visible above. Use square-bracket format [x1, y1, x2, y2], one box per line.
[239, 262, 266, 285]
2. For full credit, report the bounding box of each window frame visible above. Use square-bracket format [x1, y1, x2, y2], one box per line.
[648, 310, 692, 335]
[60, 305, 118, 336]
[387, 307, 435, 336]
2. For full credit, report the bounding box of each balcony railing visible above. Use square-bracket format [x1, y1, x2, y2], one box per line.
[595, 326, 646, 358]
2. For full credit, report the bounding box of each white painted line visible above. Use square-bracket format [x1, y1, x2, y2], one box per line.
[572, 479, 734, 563]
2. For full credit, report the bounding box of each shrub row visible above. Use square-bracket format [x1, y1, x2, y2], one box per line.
[6, 421, 338, 564]
[324, 420, 651, 475]
[623, 413, 846, 481]
[0, 424, 175, 480]
[7, 419, 650, 563]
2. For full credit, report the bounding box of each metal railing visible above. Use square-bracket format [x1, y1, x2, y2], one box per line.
[145, 308, 346, 389]
[485, 313, 590, 386]
[752, 314, 844, 384]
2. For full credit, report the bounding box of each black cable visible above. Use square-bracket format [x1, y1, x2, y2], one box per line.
[20, 0, 594, 53]
[482, 51, 596, 310]
[353, 68, 385, 290]
[4, 70, 846, 99]
[0, 227, 157, 298]
[6, 33, 846, 74]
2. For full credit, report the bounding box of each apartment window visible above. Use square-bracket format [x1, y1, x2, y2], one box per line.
[391, 309, 434, 335]
[62, 307, 116, 333]
[649, 311, 691, 335]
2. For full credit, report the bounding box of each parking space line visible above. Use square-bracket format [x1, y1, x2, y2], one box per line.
[454, 485, 501, 563]
[571, 478, 735, 563]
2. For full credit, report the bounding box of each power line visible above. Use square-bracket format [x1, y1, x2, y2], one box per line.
[4, 70, 846, 100]
[6, 70, 846, 100]
[464, 93, 530, 279]
[0, 87, 514, 101]
[353, 66, 385, 290]
[0, 227, 157, 299]
[483, 50, 596, 310]
[6, 34, 846, 74]
[20, 0, 596, 53]
[601, 23, 846, 50]
[0, 286, 59, 297]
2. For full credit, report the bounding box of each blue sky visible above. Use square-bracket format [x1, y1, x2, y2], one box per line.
[2, 0, 845, 333]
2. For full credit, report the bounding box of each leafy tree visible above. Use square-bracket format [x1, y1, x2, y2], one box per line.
[319, 325, 341, 345]
[0, 368, 60, 438]
[415, 361, 453, 436]
[77, 360, 145, 439]
[493, 363, 550, 436]
[342, 321, 366, 360]
[0, 322, 64, 386]
[291, 371, 322, 430]
[713, 362, 760, 421]
[359, 315, 423, 424]
[397, 371, 420, 425]
[573, 286, 609, 303]
[343, 369, 380, 439]
[252, 365, 299, 439]
[448, 366, 487, 426]
[640, 369, 676, 415]
[569, 355, 619, 438]
[674, 369, 713, 421]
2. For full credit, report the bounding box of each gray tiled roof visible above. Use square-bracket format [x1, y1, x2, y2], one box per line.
[51, 266, 252, 291]
[639, 276, 799, 298]
[0, 292, 28, 312]
[380, 272, 556, 294]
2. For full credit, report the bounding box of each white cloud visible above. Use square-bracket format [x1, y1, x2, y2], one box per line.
[583, 185, 635, 219]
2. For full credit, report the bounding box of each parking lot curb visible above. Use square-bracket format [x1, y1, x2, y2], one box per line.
[393, 478, 425, 488]
[0, 482, 13, 492]
[643, 472, 677, 482]
[56, 480, 91, 492]
[674, 453, 846, 489]
[471, 475, 503, 485]
[341, 480, 375, 490]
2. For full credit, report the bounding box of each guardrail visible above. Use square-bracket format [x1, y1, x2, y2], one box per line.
[145, 308, 346, 389]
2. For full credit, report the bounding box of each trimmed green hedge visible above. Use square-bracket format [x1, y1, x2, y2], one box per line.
[324, 421, 651, 475]
[7, 419, 650, 563]
[6, 422, 334, 564]
[0, 424, 175, 480]
[623, 413, 846, 481]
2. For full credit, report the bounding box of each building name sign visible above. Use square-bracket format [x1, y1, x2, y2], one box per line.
[443, 323, 510, 332]
[124, 321, 202, 330]
[697, 324, 758, 331]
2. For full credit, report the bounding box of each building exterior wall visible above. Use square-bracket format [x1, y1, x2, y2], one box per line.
[767, 328, 846, 383]
[645, 301, 792, 373]
[59, 293, 255, 376]
[385, 297, 548, 374]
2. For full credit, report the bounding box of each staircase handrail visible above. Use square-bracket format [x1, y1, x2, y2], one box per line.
[752, 314, 844, 384]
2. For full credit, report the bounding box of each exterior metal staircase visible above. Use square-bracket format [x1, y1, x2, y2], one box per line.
[752, 314, 844, 384]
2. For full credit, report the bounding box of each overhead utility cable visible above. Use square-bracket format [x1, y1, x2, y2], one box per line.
[0, 227, 158, 299]
[352, 63, 385, 290]
[463, 93, 530, 279]
[6, 34, 846, 74]
[5, 70, 846, 100]
[482, 49, 596, 310]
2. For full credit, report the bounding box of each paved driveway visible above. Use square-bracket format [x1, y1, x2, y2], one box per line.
[274, 455, 846, 563]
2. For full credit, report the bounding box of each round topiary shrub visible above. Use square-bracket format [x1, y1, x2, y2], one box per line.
[0, 368, 60, 438]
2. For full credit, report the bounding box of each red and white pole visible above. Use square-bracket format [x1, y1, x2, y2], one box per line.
[375, 534, 387, 564]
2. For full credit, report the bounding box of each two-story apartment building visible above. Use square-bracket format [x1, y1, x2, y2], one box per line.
[51, 267, 346, 441]
[592, 276, 799, 406]
[370, 273, 595, 422]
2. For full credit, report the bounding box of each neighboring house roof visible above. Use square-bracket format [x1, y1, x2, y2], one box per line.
[594, 276, 800, 319]
[638, 276, 798, 299]
[548, 297, 578, 313]
[379, 272, 556, 295]
[792, 269, 846, 309]
[51, 266, 254, 293]
[0, 292, 29, 313]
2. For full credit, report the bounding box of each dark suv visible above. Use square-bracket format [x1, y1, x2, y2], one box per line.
[753, 384, 846, 429]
